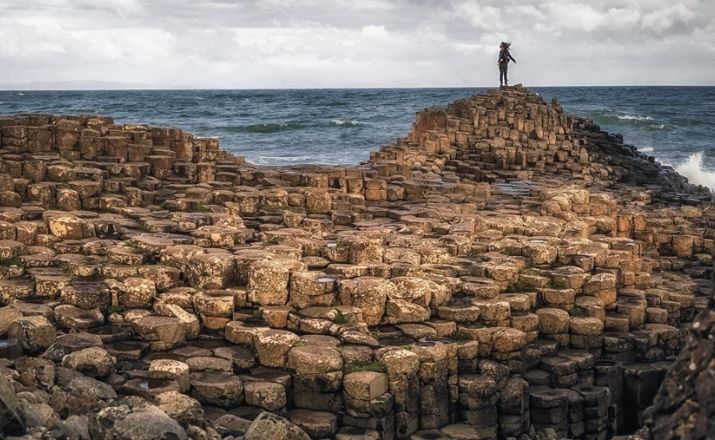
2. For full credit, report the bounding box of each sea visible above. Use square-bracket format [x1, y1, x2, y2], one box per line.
[0, 87, 713, 189]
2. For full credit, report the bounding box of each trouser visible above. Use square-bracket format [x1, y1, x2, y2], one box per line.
[499, 63, 508, 85]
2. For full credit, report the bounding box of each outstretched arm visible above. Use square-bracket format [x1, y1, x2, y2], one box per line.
[509, 53, 516, 63]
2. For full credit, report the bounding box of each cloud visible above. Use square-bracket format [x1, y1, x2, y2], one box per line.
[0, 0, 713, 88]
[542, 2, 605, 32]
[641, 4, 696, 34]
[454, 3, 504, 31]
[361, 25, 389, 39]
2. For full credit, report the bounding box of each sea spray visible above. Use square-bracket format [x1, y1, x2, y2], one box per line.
[675, 152, 715, 190]
[617, 114, 654, 121]
[330, 119, 362, 126]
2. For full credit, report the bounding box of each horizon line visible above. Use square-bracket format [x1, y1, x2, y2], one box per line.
[1, 84, 714, 92]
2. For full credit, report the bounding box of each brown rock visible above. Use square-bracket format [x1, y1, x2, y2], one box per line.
[244, 381, 287, 411]
[53, 304, 104, 330]
[536, 308, 571, 335]
[343, 371, 388, 401]
[131, 316, 186, 350]
[116, 278, 157, 309]
[287, 344, 343, 375]
[289, 271, 337, 309]
[288, 409, 339, 439]
[186, 252, 236, 289]
[149, 359, 190, 392]
[254, 329, 300, 368]
[338, 277, 395, 326]
[0, 305, 22, 335]
[46, 214, 95, 240]
[61, 347, 115, 378]
[190, 371, 243, 407]
[8, 315, 56, 354]
[247, 258, 290, 306]
[569, 317, 604, 336]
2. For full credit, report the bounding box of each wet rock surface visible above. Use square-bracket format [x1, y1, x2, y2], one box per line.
[0, 86, 712, 439]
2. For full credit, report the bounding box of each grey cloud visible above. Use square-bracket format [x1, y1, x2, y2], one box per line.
[0, 0, 713, 88]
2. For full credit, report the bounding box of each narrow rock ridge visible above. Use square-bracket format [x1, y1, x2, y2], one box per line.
[0, 85, 712, 440]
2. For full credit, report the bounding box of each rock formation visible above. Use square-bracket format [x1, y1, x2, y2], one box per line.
[0, 85, 712, 440]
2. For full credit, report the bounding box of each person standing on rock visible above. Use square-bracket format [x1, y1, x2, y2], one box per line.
[498, 41, 516, 87]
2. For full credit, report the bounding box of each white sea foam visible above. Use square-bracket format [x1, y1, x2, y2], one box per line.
[331, 119, 361, 126]
[639, 147, 654, 153]
[651, 124, 665, 129]
[258, 155, 320, 162]
[674, 152, 715, 190]
[617, 114, 653, 121]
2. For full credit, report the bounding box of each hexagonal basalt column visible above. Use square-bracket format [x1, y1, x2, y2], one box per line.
[247, 258, 291, 306]
[339, 277, 395, 326]
[186, 252, 236, 289]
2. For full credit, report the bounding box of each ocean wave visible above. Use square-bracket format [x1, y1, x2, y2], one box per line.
[616, 114, 653, 121]
[675, 152, 715, 190]
[639, 147, 654, 153]
[225, 122, 305, 133]
[591, 111, 659, 127]
[651, 124, 666, 129]
[255, 154, 341, 165]
[322, 100, 349, 107]
[331, 119, 363, 127]
[258, 154, 318, 161]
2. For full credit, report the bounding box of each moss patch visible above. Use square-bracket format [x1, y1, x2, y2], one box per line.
[0, 257, 23, 267]
[107, 305, 124, 315]
[333, 309, 348, 324]
[521, 268, 541, 276]
[569, 306, 587, 317]
[451, 329, 473, 341]
[551, 278, 568, 289]
[344, 361, 387, 374]
[506, 279, 528, 293]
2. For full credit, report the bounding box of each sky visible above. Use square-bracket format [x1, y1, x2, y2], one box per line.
[1, 0, 714, 89]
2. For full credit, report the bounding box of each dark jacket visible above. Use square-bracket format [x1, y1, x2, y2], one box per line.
[499, 48, 516, 65]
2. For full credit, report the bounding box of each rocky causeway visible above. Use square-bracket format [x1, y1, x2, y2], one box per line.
[0, 85, 713, 440]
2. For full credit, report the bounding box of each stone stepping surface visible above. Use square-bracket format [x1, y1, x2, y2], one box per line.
[0, 86, 713, 439]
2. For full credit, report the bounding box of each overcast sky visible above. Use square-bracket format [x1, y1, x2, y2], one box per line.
[1, 0, 713, 89]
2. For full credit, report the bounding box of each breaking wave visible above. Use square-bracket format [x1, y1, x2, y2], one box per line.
[330, 119, 363, 127]
[675, 152, 715, 190]
[590, 111, 662, 129]
[226, 122, 305, 133]
[639, 147, 654, 153]
[617, 114, 653, 121]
